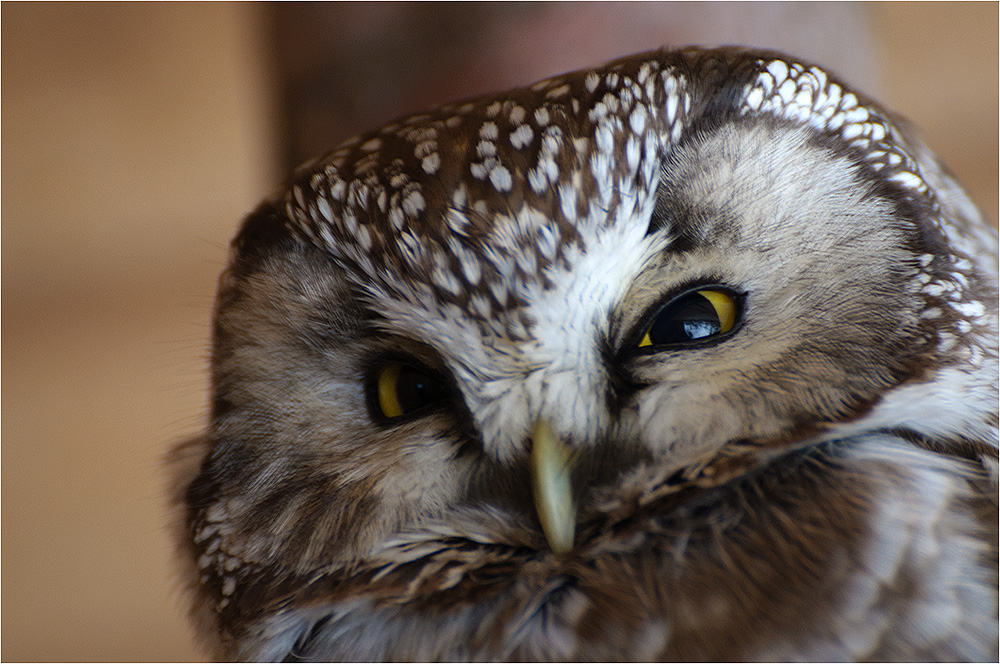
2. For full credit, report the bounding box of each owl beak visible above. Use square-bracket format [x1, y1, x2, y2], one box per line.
[529, 419, 576, 553]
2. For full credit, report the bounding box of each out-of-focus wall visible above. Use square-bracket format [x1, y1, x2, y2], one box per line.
[3, 3, 278, 660]
[872, 2, 998, 222]
[2, 3, 995, 660]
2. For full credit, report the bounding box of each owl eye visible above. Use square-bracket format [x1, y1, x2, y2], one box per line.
[372, 362, 448, 420]
[638, 288, 739, 348]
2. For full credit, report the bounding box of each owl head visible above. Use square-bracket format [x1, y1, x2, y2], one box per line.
[173, 47, 998, 660]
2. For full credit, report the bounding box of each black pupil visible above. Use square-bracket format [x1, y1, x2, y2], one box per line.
[395, 367, 444, 413]
[648, 293, 721, 344]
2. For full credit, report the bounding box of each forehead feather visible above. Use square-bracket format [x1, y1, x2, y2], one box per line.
[271, 47, 992, 351]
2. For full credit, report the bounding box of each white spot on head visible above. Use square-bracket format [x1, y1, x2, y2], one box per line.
[629, 105, 647, 135]
[402, 190, 426, 216]
[922, 283, 946, 297]
[477, 140, 498, 158]
[587, 101, 608, 123]
[766, 60, 789, 84]
[952, 257, 972, 271]
[589, 152, 613, 203]
[744, 86, 764, 111]
[665, 93, 679, 127]
[842, 123, 864, 140]
[422, 153, 441, 174]
[445, 208, 470, 235]
[431, 249, 462, 296]
[490, 166, 513, 192]
[541, 156, 559, 185]
[528, 165, 548, 195]
[625, 135, 640, 171]
[356, 224, 372, 251]
[595, 124, 614, 154]
[889, 171, 924, 190]
[205, 502, 227, 523]
[546, 84, 570, 99]
[843, 107, 870, 124]
[954, 301, 985, 318]
[449, 238, 481, 286]
[793, 87, 814, 110]
[510, 124, 534, 150]
[470, 162, 488, 180]
[389, 206, 405, 230]
[777, 78, 797, 106]
[317, 197, 335, 224]
[413, 140, 437, 158]
[480, 121, 499, 140]
[559, 184, 578, 223]
[920, 307, 942, 320]
[450, 183, 468, 208]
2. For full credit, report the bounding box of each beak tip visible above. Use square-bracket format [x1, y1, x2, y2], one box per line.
[530, 419, 577, 554]
[547, 526, 576, 554]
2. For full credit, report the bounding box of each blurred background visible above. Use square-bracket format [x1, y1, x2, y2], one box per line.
[3, 3, 996, 660]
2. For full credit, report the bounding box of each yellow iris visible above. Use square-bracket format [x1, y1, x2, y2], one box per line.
[638, 289, 737, 348]
[376, 363, 405, 418]
[700, 289, 737, 332]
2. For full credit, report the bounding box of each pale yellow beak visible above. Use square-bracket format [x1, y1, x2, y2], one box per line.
[529, 419, 576, 553]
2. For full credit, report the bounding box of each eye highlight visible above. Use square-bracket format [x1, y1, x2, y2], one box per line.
[372, 362, 448, 421]
[638, 288, 739, 348]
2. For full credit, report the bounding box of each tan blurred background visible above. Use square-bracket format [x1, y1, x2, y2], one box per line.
[3, 3, 996, 661]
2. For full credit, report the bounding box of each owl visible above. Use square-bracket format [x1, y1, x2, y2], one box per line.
[171, 47, 999, 661]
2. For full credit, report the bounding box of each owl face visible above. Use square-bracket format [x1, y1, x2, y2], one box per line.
[176, 48, 998, 660]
